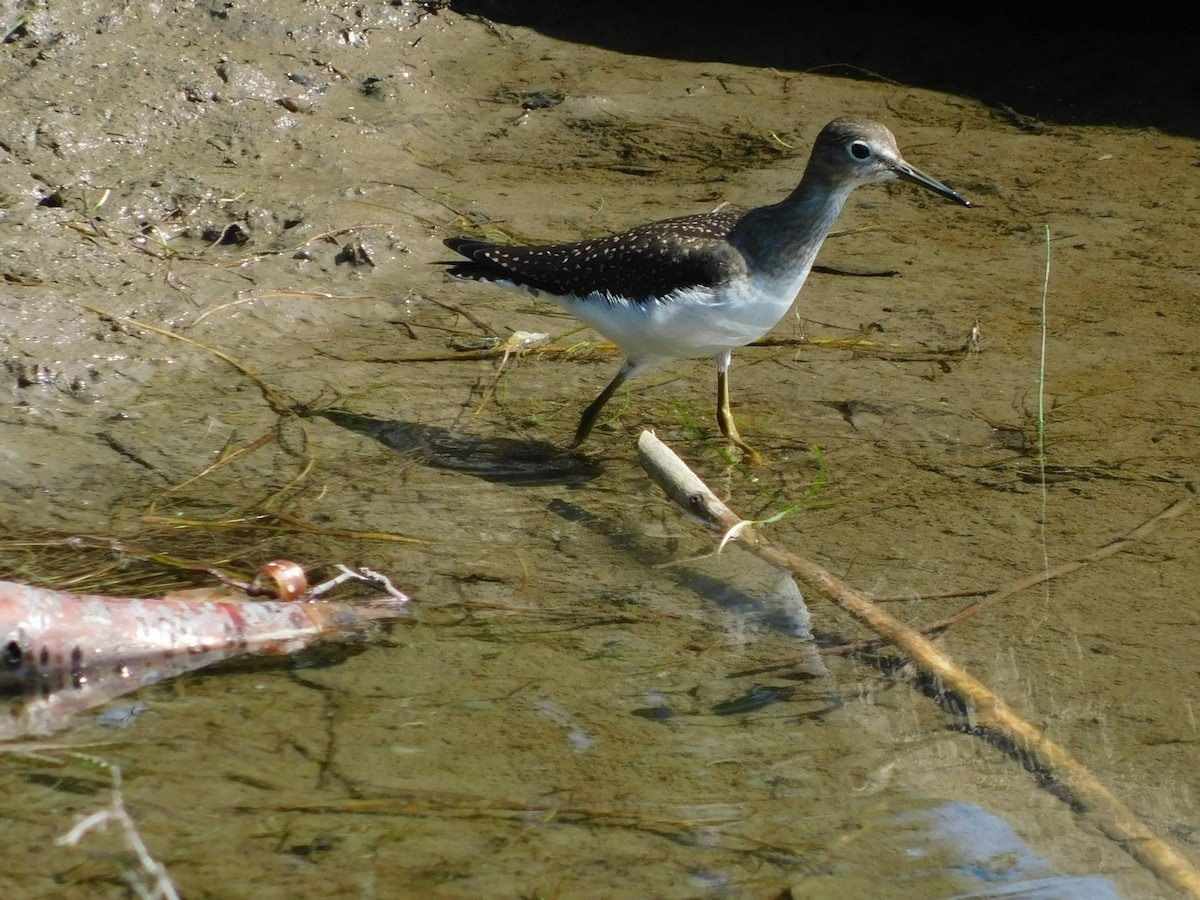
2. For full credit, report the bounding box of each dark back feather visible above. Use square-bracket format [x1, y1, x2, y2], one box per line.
[444, 209, 748, 301]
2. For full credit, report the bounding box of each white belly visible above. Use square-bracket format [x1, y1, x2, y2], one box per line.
[556, 273, 803, 364]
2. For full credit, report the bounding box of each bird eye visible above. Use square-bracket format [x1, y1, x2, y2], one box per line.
[849, 140, 872, 161]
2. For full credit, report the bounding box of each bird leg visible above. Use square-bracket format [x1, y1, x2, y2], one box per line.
[716, 363, 764, 465]
[572, 360, 636, 447]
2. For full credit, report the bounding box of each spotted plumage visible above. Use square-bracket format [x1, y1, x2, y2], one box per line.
[444, 210, 747, 301]
[442, 117, 970, 462]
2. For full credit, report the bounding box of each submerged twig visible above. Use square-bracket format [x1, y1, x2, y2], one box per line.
[752, 330, 981, 362]
[74, 304, 322, 506]
[57, 766, 181, 900]
[470, 331, 552, 422]
[824, 486, 1196, 655]
[187, 290, 376, 328]
[426, 295, 497, 336]
[75, 303, 293, 415]
[165, 426, 280, 493]
[139, 511, 426, 545]
[935, 487, 1193, 632]
[247, 793, 797, 861]
[636, 430, 1200, 899]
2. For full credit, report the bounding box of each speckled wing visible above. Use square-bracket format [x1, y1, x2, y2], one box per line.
[443, 209, 749, 302]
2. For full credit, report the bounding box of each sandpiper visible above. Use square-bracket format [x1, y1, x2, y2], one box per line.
[443, 117, 969, 462]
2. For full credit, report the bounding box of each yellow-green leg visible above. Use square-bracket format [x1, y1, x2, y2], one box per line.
[716, 357, 764, 465]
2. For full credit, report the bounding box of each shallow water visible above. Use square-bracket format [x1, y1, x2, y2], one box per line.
[2, 3, 1199, 897]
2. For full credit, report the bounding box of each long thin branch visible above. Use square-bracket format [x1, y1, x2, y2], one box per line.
[823, 485, 1196, 655]
[636, 430, 1200, 899]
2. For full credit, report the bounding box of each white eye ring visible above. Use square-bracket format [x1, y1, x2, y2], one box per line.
[849, 140, 872, 161]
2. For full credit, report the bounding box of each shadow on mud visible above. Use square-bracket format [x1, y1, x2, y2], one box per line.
[312, 409, 604, 486]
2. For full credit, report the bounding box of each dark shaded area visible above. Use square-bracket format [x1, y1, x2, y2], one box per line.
[313, 409, 603, 485]
[709, 683, 803, 716]
[451, 2, 1197, 136]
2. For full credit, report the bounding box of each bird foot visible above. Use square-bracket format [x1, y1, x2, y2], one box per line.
[732, 440, 765, 466]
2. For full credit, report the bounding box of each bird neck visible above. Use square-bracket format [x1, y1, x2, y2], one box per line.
[731, 171, 857, 286]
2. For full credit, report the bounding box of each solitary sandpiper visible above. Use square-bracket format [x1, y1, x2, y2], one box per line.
[443, 117, 970, 462]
